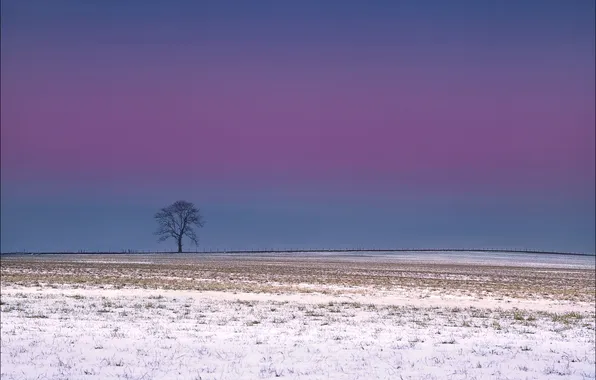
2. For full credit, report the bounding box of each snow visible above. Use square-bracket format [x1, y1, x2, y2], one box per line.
[1, 287, 594, 380]
[1, 252, 594, 379]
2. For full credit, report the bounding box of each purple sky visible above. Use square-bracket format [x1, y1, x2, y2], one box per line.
[1, 1, 594, 253]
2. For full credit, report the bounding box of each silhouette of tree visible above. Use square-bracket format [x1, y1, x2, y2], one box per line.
[155, 200, 205, 253]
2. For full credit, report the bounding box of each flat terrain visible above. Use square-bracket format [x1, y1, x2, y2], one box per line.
[1, 253, 595, 379]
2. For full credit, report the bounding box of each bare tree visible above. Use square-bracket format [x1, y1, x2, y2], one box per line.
[155, 200, 205, 253]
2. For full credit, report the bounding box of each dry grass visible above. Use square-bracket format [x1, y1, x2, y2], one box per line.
[1, 253, 594, 302]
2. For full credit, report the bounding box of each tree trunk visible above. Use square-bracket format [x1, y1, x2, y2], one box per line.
[177, 238, 183, 253]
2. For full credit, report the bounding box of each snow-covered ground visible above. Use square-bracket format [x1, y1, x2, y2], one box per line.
[1, 287, 594, 380]
[1, 253, 594, 379]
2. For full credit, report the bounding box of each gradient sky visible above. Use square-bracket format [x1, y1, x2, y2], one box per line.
[1, 0, 595, 253]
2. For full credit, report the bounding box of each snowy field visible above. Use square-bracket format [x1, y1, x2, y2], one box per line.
[1, 253, 595, 380]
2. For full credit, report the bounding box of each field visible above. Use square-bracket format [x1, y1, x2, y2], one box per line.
[1, 252, 595, 380]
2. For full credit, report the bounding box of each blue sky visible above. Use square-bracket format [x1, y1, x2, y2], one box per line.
[1, 0, 594, 253]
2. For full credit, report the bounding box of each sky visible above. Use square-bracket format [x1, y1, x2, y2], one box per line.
[1, 0, 594, 253]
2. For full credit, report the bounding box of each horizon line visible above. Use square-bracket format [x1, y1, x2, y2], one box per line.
[2, 248, 594, 257]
